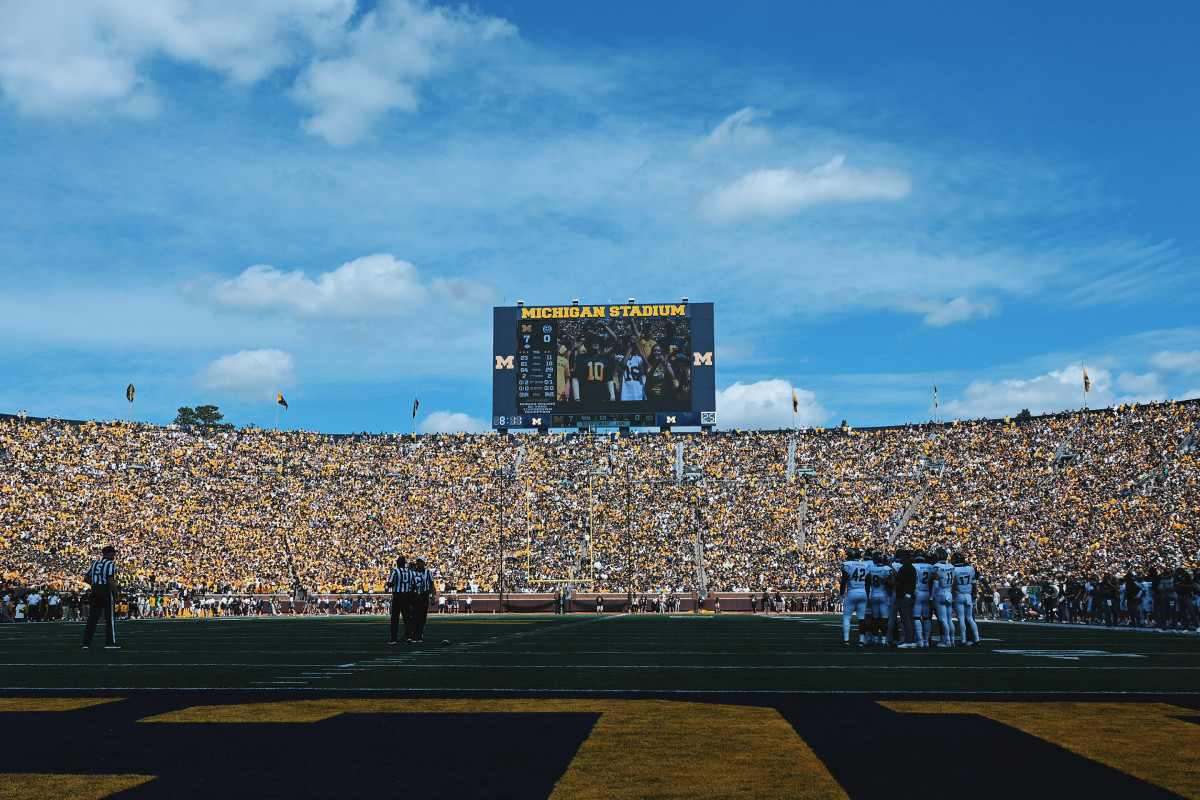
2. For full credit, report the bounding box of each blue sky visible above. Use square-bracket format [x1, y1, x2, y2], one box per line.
[1, 1, 1197, 432]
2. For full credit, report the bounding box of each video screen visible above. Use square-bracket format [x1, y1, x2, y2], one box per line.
[493, 302, 714, 430]
[519, 314, 692, 415]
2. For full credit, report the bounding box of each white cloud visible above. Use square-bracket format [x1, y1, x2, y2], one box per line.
[203, 253, 493, 319]
[1114, 371, 1164, 396]
[0, 1, 351, 118]
[692, 107, 773, 154]
[840, 292, 994, 327]
[716, 379, 827, 430]
[1151, 350, 1200, 374]
[0, 0, 512, 143]
[699, 155, 910, 225]
[196, 349, 295, 401]
[292, 1, 514, 145]
[939, 362, 1166, 419]
[419, 409, 488, 433]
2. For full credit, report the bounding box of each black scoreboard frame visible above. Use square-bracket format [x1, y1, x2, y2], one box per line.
[492, 302, 715, 431]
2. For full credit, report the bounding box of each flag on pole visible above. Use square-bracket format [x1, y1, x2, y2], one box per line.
[1083, 368, 1091, 393]
[277, 393, 288, 409]
[792, 390, 798, 413]
[412, 396, 419, 418]
[126, 383, 135, 403]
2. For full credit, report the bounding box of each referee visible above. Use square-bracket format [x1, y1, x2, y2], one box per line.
[386, 555, 413, 644]
[410, 557, 435, 643]
[82, 545, 121, 650]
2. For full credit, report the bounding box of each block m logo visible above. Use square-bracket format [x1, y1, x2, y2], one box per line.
[495, 355, 514, 370]
[693, 352, 713, 366]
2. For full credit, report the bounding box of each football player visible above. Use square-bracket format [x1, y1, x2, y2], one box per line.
[912, 550, 935, 647]
[867, 549, 896, 646]
[838, 547, 871, 646]
[951, 552, 979, 646]
[931, 548, 956, 647]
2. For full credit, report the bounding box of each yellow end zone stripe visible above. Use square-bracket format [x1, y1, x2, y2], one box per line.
[142, 699, 848, 800]
[0, 773, 154, 800]
[0, 698, 122, 713]
[882, 701, 1200, 800]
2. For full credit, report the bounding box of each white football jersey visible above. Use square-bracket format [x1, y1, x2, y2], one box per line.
[914, 563, 935, 596]
[952, 564, 976, 596]
[932, 562, 955, 598]
[869, 563, 896, 597]
[842, 559, 871, 593]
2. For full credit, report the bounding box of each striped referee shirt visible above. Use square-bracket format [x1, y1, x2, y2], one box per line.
[86, 558, 115, 587]
[389, 567, 415, 594]
[412, 569, 433, 595]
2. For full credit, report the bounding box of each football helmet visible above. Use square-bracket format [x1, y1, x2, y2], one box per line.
[913, 551, 928, 564]
[845, 547, 861, 561]
[951, 552, 966, 566]
[934, 548, 949, 563]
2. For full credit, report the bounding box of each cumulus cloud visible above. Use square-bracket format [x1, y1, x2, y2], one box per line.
[692, 107, 773, 154]
[1150, 350, 1200, 374]
[939, 362, 1166, 420]
[0, 1, 348, 118]
[292, 1, 514, 145]
[0, 0, 513, 143]
[419, 409, 489, 433]
[699, 155, 910, 225]
[716, 379, 827, 430]
[203, 253, 493, 319]
[196, 348, 295, 400]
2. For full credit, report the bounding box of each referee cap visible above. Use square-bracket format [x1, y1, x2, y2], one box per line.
[101, 545, 116, 555]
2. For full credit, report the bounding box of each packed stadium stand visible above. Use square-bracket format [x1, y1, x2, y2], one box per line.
[2, 401, 1198, 614]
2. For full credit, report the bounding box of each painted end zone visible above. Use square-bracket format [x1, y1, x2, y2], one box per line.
[4, 691, 1199, 799]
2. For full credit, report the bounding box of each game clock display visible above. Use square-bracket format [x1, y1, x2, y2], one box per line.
[493, 302, 715, 430]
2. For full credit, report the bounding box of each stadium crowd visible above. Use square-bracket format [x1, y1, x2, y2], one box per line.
[2, 399, 1198, 621]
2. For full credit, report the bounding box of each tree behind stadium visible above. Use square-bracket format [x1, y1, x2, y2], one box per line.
[173, 405, 234, 430]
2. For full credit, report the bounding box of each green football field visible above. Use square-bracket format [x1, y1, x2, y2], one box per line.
[2, 612, 1198, 692]
[3, 613, 1200, 799]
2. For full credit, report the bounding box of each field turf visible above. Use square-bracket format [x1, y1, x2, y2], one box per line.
[3, 613, 1200, 798]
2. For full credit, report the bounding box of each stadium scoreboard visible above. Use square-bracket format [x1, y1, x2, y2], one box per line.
[492, 302, 715, 430]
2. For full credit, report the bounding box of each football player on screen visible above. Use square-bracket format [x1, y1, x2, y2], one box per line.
[606, 322, 646, 402]
[643, 343, 677, 406]
[577, 332, 615, 405]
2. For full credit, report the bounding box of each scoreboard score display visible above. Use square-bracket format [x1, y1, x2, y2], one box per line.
[493, 302, 715, 430]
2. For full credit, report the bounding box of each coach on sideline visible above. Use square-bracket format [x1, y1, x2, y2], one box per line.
[82, 545, 121, 650]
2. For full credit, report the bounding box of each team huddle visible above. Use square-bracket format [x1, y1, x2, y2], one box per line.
[839, 547, 979, 648]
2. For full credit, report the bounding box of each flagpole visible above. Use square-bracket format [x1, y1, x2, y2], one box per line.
[275, 393, 279, 432]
